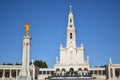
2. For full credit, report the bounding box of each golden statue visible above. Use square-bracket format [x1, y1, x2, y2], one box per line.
[24, 23, 30, 36]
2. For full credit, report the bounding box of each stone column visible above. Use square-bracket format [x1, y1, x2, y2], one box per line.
[32, 67, 35, 80]
[97, 70, 98, 75]
[2, 69, 5, 79]
[86, 71, 88, 76]
[112, 68, 115, 79]
[83, 71, 85, 76]
[93, 70, 95, 75]
[41, 71, 43, 75]
[50, 71, 51, 76]
[10, 69, 12, 78]
[17, 24, 31, 80]
[108, 68, 111, 79]
[19, 36, 31, 80]
[16, 70, 18, 80]
[26, 39, 31, 78]
[101, 70, 102, 76]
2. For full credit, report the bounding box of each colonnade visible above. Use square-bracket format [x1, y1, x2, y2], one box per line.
[40, 71, 90, 77]
[0, 69, 19, 79]
[91, 70, 106, 76]
[0, 65, 35, 80]
[39, 70, 54, 75]
[108, 67, 120, 79]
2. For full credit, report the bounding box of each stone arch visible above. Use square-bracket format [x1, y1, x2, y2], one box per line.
[84, 68, 88, 76]
[56, 68, 60, 72]
[56, 68, 60, 76]
[61, 68, 66, 72]
[61, 68, 66, 76]
[84, 68, 88, 71]
[69, 68, 74, 72]
[69, 68, 74, 76]
[78, 68, 82, 76]
[78, 68, 82, 71]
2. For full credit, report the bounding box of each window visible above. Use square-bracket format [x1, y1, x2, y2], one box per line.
[70, 19, 72, 22]
[70, 33, 72, 39]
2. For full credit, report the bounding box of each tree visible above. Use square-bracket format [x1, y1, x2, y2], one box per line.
[15, 63, 22, 65]
[33, 60, 48, 68]
[2, 63, 13, 65]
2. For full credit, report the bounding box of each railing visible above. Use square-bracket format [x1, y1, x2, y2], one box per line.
[50, 72, 91, 78]
[50, 77, 92, 80]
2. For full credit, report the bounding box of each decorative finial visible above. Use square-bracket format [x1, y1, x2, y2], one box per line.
[60, 44, 63, 49]
[70, 5, 72, 13]
[24, 23, 30, 36]
[56, 57, 59, 64]
[32, 59, 34, 65]
[109, 58, 112, 64]
[87, 56, 89, 62]
[81, 43, 84, 47]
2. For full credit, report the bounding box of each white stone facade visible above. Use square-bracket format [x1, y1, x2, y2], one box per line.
[54, 6, 89, 73]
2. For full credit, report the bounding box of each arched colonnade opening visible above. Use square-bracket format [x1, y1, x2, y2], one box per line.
[55, 68, 90, 77]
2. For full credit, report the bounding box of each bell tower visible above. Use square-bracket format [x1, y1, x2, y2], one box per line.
[54, 6, 89, 72]
[66, 6, 76, 48]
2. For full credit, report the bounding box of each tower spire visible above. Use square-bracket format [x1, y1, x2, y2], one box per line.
[70, 5, 72, 13]
[67, 6, 76, 48]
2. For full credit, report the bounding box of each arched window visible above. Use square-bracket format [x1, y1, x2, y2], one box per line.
[70, 33, 72, 39]
[70, 19, 72, 22]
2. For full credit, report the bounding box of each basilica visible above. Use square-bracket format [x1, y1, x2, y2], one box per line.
[0, 6, 120, 80]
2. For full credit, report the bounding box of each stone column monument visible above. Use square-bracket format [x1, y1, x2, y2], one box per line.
[17, 24, 31, 80]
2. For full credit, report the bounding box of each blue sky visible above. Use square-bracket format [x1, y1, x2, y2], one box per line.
[0, 0, 120, 68]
